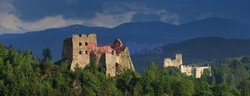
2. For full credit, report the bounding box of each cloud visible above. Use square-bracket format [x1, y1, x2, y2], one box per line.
[0, 0, 21, 33]
[86, 12, 135, 28]
[0, 13, 84, 34]
[0, 13, 22, 32]
[22, 15, 83, 31]
[0, 11, 135, 34]
[9, 0, 250, 24]
[10, 0, 182, 25]
[0, 0, 180, 33]
[0, 0, 178, 34]
[2, 0, 249, 34]
[155, 10, 180, 25]
[131, 6, 180, 24]
[0, 11, 134, 34]
[0, 0, 84, 34]
[0, 0, 136, 33]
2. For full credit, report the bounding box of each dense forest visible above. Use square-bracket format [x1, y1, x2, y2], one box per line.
[0, 42, 250, 96]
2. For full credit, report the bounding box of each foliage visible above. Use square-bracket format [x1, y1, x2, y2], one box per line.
[0, 43, 249, 95]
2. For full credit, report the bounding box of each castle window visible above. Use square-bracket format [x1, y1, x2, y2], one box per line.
[85, 42, 88, 46]
[79, 51, 82, 55]
[79, 42, 82, 46]
[85, 51, 88, 54]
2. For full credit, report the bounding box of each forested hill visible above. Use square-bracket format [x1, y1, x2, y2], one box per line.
[1, 42, 250, 96]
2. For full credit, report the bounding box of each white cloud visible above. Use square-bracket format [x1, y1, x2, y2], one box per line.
[22, 15, 83, 31]
[0, 13, 84, 34]
[0, 11, 134, 34]
[0, 0, 134, 34]
[0, 0, 20, 33]
[86, 12, 135, 28]
[0, 13, 22, 32]
[135, 6, 180, 25]
[0, 0, 83, 34]
[0, 0, 178, 34]
[155, 10, 180, 25]
[0, 11, 135, 34]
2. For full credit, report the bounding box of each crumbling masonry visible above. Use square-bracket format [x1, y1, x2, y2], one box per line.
[62, 33, 135, 77]
[164, 54, 211, 78]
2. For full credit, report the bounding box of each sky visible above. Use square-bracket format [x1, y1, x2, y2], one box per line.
[0, 0, 249, 34]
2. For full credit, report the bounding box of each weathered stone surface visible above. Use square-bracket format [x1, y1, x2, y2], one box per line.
[180, 65, 211, 78]
[164, 53, 182, 67]
[164, 54, 211, 78]
[62, 33, 135, 77]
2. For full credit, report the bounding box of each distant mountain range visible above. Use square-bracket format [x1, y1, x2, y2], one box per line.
[0, 17, 250, 71]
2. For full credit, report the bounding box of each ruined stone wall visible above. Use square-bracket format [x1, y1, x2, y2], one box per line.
[180, 65, 195, 76]
[180, 65, 211, 78]
[195, 66, 211, 78]
[116, 47, 134, 70]
[164, 53, 183, 67]
[105, 45, 135, 77]
[62, 38, 73, 62]
[105, 50, 117, 77]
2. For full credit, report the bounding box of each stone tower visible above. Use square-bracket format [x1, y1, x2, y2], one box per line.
[62, 34, 97, 70]
[175, 53, 183, 65]
[62, 33, 135, 77]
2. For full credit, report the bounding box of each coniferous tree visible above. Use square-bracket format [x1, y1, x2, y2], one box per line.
[42, 48, 52, 61]
[241, 80, 250, 96]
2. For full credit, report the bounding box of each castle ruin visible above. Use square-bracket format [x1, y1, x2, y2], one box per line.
[62, 33, 135, 77]
[164, 54, 211, 78]
[164, 53, 183, 67]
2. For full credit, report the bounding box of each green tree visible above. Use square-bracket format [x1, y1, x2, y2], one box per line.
[0, 42, 4, 48]
[100, 78, 120, 96]
[240, 80, 250, 96]
[163, 66, 183, 76]
[212, 83, 236, 96]
[172, 78, 195, 96]
[117, 70, 140, 95]
[194, 80, 213, 96]
[42, 48, 52, 61]
[133, 82, 143, 96]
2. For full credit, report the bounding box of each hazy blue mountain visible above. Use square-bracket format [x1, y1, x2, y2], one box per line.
[177, 17, 250, 39]
[0, 17, 250, 71]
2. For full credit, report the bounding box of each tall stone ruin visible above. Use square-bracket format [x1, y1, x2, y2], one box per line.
[62, 33, 135, 77]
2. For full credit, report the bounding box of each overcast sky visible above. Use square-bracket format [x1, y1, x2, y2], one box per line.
[0, 0, 249, 34]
